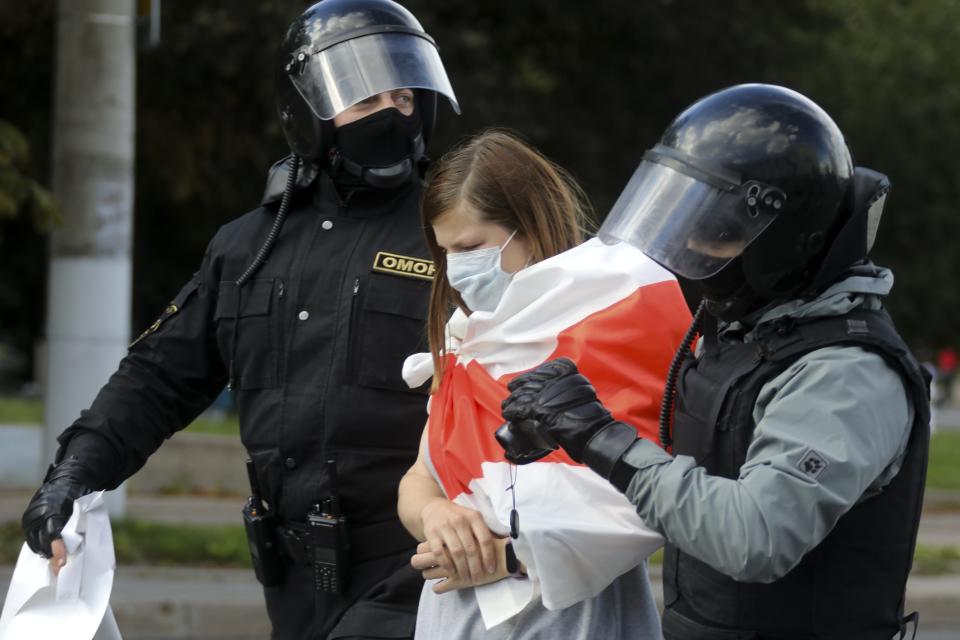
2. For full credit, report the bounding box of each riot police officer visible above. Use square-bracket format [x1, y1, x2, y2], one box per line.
[21, 1, 459, 638]
[499, 84, 930, 639]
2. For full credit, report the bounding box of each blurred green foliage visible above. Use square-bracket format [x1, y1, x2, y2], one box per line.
[0, 0, 957, 380]
[110, 519, 251, 568]
[792, 0, 960, 353]
[0, 120, 58, 230]
[0, 116, 58, 378]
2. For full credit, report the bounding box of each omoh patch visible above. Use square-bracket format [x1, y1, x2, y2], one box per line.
[372, 251, 435, 281]
[798, 449, 828, 479]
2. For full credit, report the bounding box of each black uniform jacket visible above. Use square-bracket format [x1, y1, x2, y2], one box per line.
[59, 171, 433, 534]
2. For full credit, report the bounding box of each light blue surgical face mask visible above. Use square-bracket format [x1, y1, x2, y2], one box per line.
[446, 229, 519, 313]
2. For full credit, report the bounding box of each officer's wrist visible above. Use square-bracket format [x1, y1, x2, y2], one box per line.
[45, 456, 96, 488]
[581, 421, 640, 490]
[55, 432, 117, 489]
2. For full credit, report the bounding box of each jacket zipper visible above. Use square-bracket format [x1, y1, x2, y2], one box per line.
[347, 277, 361, 379]
[347, 276, 360, 383]
[275, 278, 286, 384]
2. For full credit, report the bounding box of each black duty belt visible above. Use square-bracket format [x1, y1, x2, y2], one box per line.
[278, 518, 416, 566]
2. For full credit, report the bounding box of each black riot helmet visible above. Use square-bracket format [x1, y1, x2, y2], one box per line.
[600, 84, 866, 320]
[275, 0, 459, 164]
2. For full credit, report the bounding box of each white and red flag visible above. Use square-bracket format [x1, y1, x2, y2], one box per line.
[403, 238, 691, 627]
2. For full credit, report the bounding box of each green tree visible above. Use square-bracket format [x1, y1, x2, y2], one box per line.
[0, 0, 955, 383]
[0, 119, 58, 233]
[786, 0, 960, 348]
[0, 1, 56, 383]
[0, 117, 58, 383]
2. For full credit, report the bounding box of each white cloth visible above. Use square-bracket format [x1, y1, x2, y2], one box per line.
[460, 462, 661, 628]
[0, 491, 122, 639]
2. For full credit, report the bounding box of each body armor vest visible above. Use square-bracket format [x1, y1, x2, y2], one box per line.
[663, 309, 930, 640]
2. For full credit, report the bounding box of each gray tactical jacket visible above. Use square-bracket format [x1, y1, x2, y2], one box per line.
[621, 262, 915, 582]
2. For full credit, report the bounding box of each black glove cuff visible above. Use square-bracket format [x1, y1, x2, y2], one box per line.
[45, 455, 98, 486]
[54, 430, 118, 489]
[608, 456, 639, 494]
[581, 421, 639, 485]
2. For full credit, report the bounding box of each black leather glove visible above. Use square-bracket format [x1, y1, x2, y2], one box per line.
[501, 358, 619, 463]
[501, 358, 643, 486]
[21, 456, 95, 557]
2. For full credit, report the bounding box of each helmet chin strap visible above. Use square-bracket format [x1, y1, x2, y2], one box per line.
[698, 257, 767, 322]
[328, 133, 426, 190]
[703, 284, 764, 323]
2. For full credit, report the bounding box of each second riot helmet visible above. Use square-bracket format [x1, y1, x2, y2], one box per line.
[600, 84, 856, 320]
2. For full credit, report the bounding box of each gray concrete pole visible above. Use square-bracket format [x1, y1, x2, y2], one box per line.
[43, 0, 136, 517]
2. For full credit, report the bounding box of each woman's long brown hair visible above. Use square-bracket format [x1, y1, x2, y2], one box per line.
[421, 129, 594, 391]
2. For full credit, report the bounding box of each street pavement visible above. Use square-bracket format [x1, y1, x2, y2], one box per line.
[2, 563, 958, 639]
[1, 490, 960, 638]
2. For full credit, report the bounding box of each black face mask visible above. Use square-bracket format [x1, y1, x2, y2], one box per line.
[330, 107, 423, 190]
[698, 256, 761, 322]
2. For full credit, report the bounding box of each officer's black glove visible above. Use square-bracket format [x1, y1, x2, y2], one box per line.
[21, 456, 95, 557]
[501, 358, 644, 486]
[500, 358, 623, 463]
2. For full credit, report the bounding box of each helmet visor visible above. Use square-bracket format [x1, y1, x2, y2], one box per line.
[599, 159, 779, 279]
[289, 32, 460, 120]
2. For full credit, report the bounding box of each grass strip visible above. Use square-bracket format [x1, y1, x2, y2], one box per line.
[912, 544, 960, 576]
[3, 520, 957, 576]
[0, 396, 239, 436]
[0, 396, 43, 423]
[184, 416, 240, 436]
[650, 545, 960, 575]
[0, 520, 251, 569]
[928, 431, 960, 490]
[2, 396, 959, 482]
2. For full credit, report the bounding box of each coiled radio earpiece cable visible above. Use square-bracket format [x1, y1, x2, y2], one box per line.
[658, 301, 706, 449]
[228, 155, 301, 389]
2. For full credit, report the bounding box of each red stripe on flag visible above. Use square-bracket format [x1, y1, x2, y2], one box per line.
[429, 280, 691, 500]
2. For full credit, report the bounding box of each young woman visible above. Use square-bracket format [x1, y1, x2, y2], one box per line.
[397, 130, 691, 638]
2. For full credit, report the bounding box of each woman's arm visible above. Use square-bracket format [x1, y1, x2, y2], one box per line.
[398, 422, 446, 540]
[398, 423, 499, 582]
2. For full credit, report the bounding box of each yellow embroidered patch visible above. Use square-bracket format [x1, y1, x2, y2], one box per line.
[129, 304, 179, 348]
[372, 251, 435, 281]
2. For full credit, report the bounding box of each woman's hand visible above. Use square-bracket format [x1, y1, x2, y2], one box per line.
[418, 498, 498, 584]
[411, 539, 514, 594]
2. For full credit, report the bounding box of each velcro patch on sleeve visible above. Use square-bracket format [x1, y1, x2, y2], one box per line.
[128, 277, 200, 349]
[797, 449, 829, 480]
[129, 303, 180, 349]
[372, 251, 435, 281]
